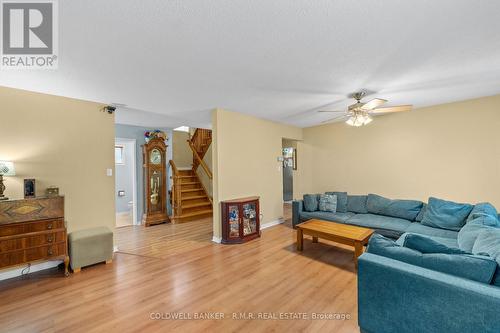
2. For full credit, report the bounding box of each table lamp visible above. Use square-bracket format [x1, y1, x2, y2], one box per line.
[0, 161, 15, 201]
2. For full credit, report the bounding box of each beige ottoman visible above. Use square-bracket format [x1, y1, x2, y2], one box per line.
[68, 227, 113, 273]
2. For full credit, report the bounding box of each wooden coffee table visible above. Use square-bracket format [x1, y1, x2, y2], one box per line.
[296, 219, 374, 267]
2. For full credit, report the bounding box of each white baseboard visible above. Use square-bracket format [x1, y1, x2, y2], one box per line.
[212, 236, 222, 243]
[0, 260, 62, 282]
[261, 218, 285, 230]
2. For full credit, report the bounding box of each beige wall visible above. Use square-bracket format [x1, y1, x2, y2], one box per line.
[0, 86, 115, 236]
[172, 130, 192, 167]
[212, 108, 302, 239]
[298, 94, 500, 207]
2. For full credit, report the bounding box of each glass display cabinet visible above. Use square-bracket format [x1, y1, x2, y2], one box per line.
[221, 196, 260, 244]
[142, 138, 170, 226]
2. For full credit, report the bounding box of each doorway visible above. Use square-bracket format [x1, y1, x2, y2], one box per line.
[115, 138, 137, 227]
[282, 139, 297, 203]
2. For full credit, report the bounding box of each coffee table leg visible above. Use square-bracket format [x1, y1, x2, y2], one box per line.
[312, 236, 318, 243]
[297, 228, 303, 251]
[354, 241, 364, 268]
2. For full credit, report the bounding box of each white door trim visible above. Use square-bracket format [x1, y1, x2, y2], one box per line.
[115, 138, 138, 225]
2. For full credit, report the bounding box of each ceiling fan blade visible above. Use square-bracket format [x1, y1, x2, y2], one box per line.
[361, 98, 387, 110]
[318, 110, 343, 113]
[321, 114, 349, 123]
[371, 105, 413, 114]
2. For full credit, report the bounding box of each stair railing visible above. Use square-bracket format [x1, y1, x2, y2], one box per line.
[188, 142, 212, 180]
[189, 128, 212, 169]
[168, 160, 182, 217]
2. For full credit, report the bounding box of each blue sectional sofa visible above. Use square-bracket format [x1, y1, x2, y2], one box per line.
[292, 193, 500, 333]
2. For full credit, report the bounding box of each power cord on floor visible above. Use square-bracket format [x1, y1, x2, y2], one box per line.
[21, 263, 31, 276]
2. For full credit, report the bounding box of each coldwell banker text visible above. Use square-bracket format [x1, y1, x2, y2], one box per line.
[1, 0, 58, 69]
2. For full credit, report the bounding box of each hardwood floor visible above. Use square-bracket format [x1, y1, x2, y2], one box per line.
[0, 207, 360, 333]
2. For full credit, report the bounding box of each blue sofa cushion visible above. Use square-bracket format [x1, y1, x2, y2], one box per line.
[397, 232, 459, 249]
[367, 234, 497, 284]
[318, 194, 337, 212]
[467, 202, 499, 222]
[457, 215, 498, 252]
[299, 211, 355, 223]
[347, 195, 368, 214]
[303, 194, 319, 212]
[366, 194, 423, 221]
[402, 233, 467, 254]
[415, 203, 427, 222]
[421, 197, 474, 231]
[345, 213, 411, 239]
[472, 229, 500, 286]
[358, 253, 500, 333]
[325, 191, 347, 212]
[405, 223, 458, 239]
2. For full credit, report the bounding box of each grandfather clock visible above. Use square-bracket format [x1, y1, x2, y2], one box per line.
[142, 138, 170, 226]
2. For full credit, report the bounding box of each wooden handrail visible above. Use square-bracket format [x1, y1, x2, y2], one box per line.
[168, 159, 178, 175]
[168, 160, 181, 217]
[188, 142, 213, 180]
[189, 128, 212, 169]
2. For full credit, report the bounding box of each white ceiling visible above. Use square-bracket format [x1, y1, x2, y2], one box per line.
[2, 0, 500, 128]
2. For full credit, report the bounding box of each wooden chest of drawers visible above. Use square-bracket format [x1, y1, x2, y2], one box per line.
[0, 196, 69, 276]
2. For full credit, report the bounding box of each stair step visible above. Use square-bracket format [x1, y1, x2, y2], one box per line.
[178, 208, 213, 219]
[182, 201, 212, 209]
[181, 188, 203, 193]
[182, 195, 207, 201]
[180, 181, 200, 185]
[178, 175, 197, 179]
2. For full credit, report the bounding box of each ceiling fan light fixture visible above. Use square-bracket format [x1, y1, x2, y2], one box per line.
[346, 113, 372, 127]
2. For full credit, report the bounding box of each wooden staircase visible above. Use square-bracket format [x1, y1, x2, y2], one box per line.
[169, 128, 213, 223]
[189, 128, 212, 170]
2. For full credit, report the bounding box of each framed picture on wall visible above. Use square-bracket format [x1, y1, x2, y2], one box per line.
[292, 148, 297, 170]
[282, 147, 297, 170]
[24, 179, 36, 198]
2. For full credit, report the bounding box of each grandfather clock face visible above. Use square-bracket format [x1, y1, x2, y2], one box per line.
[150, 149, 162, 165]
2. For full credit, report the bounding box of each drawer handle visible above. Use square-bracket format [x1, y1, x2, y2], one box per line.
[47, 223, 53, 230]
[47, 236, 53, 243]
[48, 249, 53, 255]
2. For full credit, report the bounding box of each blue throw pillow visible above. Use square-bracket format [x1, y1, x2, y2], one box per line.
[368, 234, 497, 284]
[467, 202, 499, 222]
[457, 215, 498, 252]
[366, 194, 423, 221]
[347, 195, 368, 214]
[303, 194, 319, 212]
[415, 203, 427, 222]
[421, 197, 474, 231]
[368, 233, 422, 263]
[472, 229, 500, 286]
[325, 191, 347, 213]
[402, 233, 467, 254]
[318, 194, 337, 213]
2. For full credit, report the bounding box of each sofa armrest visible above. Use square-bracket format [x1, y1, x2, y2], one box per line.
[292, 200, 303, 228]
[358, 253, 500, 333]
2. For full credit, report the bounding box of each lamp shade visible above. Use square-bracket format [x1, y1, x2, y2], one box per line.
[0, 161, 15, 176]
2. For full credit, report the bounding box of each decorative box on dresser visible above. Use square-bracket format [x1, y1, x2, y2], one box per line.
[0, 196, 69, 276]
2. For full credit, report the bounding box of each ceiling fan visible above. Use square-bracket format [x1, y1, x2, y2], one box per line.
[318, 91, 412, 127]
